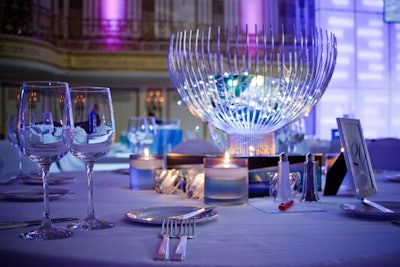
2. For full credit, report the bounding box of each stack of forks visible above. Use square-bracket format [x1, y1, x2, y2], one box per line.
[154, 218, 196, 261]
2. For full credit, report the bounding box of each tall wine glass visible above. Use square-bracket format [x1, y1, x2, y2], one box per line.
[127, 116, 140, 153]
[68, 87, 115, 230]
[8, 113, 25, 181]
[140, 116, 156, 152]
[127, 116, 156, 154]
[17, 81, 74, 240]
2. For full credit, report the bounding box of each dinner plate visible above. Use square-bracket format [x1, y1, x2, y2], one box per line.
[1, 188, 71, 202]
[125, 206, 218, 225]
[22, 174, 75, 185]
[340, 201, 400, 220]
[383, 174, 400, 183]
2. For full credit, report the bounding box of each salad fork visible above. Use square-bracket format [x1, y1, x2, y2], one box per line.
[154, 218, 174, 260]
[171, 218, 196, 261]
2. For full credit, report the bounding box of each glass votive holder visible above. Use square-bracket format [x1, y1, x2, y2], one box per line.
[186, 172, 205, 200]
[204, 156, 248, 205]
[269, 172, 301, 201]
[129, 154, 163, 190]
[155, 169, 183, 194]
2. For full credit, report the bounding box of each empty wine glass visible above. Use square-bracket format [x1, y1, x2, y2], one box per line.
[141, 116, 156, 152]
[127, 116, 140, 153]
[68, 87, 115, 230]
[17, 81, 74, 240]
[127, 116, 156, 154]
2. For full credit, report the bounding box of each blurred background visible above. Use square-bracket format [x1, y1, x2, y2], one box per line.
[0, 0, 399, 152]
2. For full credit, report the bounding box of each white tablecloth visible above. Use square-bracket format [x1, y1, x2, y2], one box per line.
[0, 169, 399, 266]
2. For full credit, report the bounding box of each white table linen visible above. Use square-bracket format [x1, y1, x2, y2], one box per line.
[0, 170, 399, 266]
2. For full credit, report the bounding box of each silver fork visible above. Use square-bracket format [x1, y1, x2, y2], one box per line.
[154, 218, 174, 260]
[171, 218, 196, 261]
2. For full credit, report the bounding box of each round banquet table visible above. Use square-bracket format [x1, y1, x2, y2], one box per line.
[0, 169, 399, 266]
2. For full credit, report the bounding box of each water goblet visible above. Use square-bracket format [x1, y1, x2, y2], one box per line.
[127, 116, 140, 153]
[128, 116, 156, 154]
[17, 81, 74, 240]
[68, 86, 115, 230]
[141, 116, 157, 152]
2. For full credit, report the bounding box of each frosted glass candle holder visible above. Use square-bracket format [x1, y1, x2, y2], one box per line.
[204, 156, 248, 205]
[130, 154, 163, 190]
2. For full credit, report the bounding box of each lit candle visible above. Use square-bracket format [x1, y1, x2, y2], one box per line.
[129, 148, 163, 190]
[204, 152, 248, 205]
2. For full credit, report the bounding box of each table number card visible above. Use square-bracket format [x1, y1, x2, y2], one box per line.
[336, 118, 377, 198]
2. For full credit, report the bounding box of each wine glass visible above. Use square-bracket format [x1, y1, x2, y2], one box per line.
[17, 81, 74, 240]
[127, 116, 140, 153]
[8, 113, 25, 181]
[127, 116, 156, 154]
[140, 116, 156, 152]
[68, 86, 115, 230]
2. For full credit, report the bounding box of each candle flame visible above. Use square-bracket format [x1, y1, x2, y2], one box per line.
[223, 151, 230, 163]
[144, 147, 150, 157]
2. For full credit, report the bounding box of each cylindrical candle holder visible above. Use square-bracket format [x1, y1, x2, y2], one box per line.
[129, 154, 163, 190]
[204, 156, 248, 205]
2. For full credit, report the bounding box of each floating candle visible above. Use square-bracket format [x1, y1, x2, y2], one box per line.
[204, 154, 248, 206]
[129, 149, 163, 190]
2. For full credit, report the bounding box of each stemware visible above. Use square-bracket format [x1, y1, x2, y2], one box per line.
[140, 116, 157, 152]
[126, 116, 140, 153]
[17, 81, 74, 240]
[127, 116, 156, 154]
[68, 86, 115, 230]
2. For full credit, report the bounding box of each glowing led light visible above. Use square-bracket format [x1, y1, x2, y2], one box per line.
[332, 0, 351, 6]
[357, 28, 382, 38]
[361, 0, 383, 8]
[357, 51, 383, 60]
[327, 17, 354, 27]
[332, 71, 350, 79]
[367, 63, 385, 72]
[357, 73, 384, 81]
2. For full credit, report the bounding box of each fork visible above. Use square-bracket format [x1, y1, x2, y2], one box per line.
[154, 218, 174, 260]
[171, 218, 196, 261]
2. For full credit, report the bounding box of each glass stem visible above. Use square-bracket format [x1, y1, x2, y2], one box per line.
[86, 161, 95, 219]
[41, 164, 52, 225]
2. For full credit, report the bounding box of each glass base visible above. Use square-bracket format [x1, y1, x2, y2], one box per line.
[68, 216, 114, 230]
[227, 132, 275, 156]
[21, 225, 73, 240]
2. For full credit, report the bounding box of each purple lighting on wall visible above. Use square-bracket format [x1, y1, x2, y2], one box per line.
[240, 0, 263, 34]
[101, 0, 125, 34]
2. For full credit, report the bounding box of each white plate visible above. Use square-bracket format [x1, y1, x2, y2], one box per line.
[1, 188, 71, 202]
[22, 174, 75, 185]
[341, 201, 400, 220]
[384, 174, 400, 183]
[125, 206, 218, 225]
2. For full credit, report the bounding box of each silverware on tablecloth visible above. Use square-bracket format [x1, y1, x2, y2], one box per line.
[0, 217, 78, 230]
[171, 218, 196, 261]
[154, 218, 173, 260]
[168, 206, 215, 220]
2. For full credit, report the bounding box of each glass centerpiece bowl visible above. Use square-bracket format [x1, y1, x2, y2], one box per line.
[168, 25, 337, 155]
